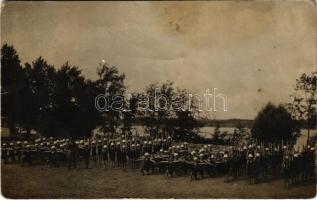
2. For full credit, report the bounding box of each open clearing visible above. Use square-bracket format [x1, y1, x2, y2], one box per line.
[1, 164, 316, 198]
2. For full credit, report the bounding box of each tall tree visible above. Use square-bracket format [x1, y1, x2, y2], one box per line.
[252, 102, 298, 143]
[212, 122, 221, 144]
[24, 57, 57, 136]
[53, 62, 99, 138]
[141, 81, 175, 138]
[17, 63, 38, 136]
[172, 88, 201, 141]
[139, 81, 201, 141]
[121, 93, 142, 138]
[287, 72, 317, 142]
[76, 79, 101, 138]
[95, 62, 126, 138]
[1, 44, 25, 133]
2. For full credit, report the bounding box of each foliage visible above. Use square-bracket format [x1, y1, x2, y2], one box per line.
[95, 62, 126, 137]
[251, 102, 298, 143]
[0, 44, 217, 143]
[287, 72, 316, 139]
[1, 44, 26, 133]
[1, 44, 104, 138]
[127, 81, 202, 141]
[212, 122, 221, 143]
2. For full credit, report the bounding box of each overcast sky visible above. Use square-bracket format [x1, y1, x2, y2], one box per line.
[1, 1, 316, 119]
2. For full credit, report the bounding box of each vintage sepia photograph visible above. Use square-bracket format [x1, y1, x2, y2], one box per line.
[1, 1, 316, 199]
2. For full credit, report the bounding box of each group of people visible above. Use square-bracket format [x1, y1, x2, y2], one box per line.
[242, 143, 316, 187]
[140, 141, 315, 187]
[1, 135, 315, 188]
[1, 136, 173, 169]
[281, 144, 316, 188]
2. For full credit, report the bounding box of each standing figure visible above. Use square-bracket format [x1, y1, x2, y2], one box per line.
[97, 140, 103, 167]
[67, 140, 77, 170]
[109, 142, 116, 168]
[8, 143, 15, 163]
[15, 141, 22, 163]
[115, 142, 121, 168]
[102, 144, 108, 169]
[83, 142, 90, 169]
[2, 144, 8, 164]
[91, 141, 97, 167]
[121, 145, 128, 170]
[247, 154, 255, 184]
[282, 155, 291, 188]
[49, 146, 57, 167]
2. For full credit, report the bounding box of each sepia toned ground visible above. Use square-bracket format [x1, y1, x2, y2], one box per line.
[1, 164, 316, 199]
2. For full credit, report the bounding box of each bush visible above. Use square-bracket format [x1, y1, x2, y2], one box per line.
[251, 102, 299, 143]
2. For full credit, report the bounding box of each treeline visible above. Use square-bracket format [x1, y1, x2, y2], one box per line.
[251, 71, 316, 143]
[2, 43, 315, 143]
[1, 44, 202, 140]
[200, 119, 254, 128]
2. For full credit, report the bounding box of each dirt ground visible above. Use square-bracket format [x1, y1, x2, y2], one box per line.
[1, 164, 316, 199]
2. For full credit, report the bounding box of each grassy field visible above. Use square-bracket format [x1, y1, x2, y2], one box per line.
[1, 164, 316, 199]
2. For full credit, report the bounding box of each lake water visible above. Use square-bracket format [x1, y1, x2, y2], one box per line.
[130, 125, 315, 150]
[130, 126, 243, 138]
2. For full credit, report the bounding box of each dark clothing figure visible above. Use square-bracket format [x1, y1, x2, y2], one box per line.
[49, 151, 57, 167]
[102, 149, 108, 162]
[97, 144, 103, 166]
[83, 145, 90, 169]
[91, 144, 97, 167]
[22, 149, 32, 166]
[15, 147, 22, 163]
[67, 142, 78, 170]
[283, 158, 291, 188]
[8, 147, 15, 163]
[2, 148, 8, 164]
[102, 147, 108, 168]
[120, 149, 127, 168]
[109, 147, 116, 167]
